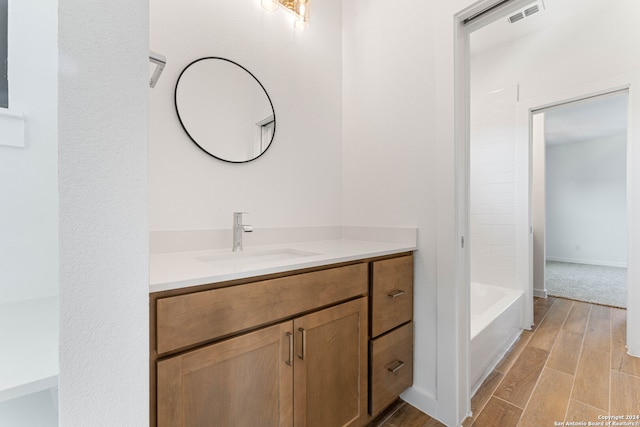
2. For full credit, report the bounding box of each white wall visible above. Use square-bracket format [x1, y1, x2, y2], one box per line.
[342, 0, 439, 413]
[469, 86, 518, 289]
[546, 135, 627, 267]
[0, 390, 57, 427]
[149, 0, 343, 231]
[343, 0, 482, 424]
[472, 1, 640, 103]
[0, 2, 58, 424]
[58, 0, 149, 425]
[0, 0, 58, 304]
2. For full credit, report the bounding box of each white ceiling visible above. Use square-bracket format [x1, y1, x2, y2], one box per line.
[470, 0, 628, 146]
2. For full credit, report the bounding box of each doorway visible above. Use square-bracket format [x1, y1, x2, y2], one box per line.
[459, 0, 640, 420]
[532, 92, 628, 308]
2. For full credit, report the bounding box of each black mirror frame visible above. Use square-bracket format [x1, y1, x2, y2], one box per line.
[174, 57, 277, 164]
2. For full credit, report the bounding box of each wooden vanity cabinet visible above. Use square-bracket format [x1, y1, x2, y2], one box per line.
[151, 253, 414, 427]
[152, 263, 369, 427]
[156, 297, 368, 427]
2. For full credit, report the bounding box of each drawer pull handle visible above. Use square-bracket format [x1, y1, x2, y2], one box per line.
[387, 360, 406, 374]
[285, 332, 293, 366]
[298, 327, 306, 360]
[388, 290, 405, 298]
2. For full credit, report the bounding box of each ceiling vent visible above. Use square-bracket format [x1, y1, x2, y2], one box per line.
[524, 4, 540, 16]
[509, 12, 524, 23]
[508, 0, 545, 24]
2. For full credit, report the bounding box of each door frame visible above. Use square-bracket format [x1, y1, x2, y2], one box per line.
[516, 74, 640, 357]
[454, 3, 640, 424]
[529, 89, 629, 300]
[450, 1, 538, 424]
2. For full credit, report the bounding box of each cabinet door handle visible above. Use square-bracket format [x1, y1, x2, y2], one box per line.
[285, 332, 293, 366]
[387, 360, 406, 374]
[388, 290, 405, 298]
[298, 327, 306, 360]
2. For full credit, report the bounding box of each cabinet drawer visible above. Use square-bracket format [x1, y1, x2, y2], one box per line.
[370, 322, 413, 416]
[371, 255, 413, 337]
[156, 263, 368, 355]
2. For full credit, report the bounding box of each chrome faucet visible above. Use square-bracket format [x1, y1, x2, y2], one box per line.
[232, 212, 253, 251]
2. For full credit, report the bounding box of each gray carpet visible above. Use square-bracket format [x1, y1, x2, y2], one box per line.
[545, 261, 627, 308]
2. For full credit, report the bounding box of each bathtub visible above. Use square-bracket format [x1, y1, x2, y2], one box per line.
[470, 282, 524, 396]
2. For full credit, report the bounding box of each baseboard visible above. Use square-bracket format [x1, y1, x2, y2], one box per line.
[533, 288, 547, 298]
[400, 386, 438, 421]
[546, 257, 626, 268]
[627, 348, 640, 358]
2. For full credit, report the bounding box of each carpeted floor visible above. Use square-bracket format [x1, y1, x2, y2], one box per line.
[545, 261, 627, 308]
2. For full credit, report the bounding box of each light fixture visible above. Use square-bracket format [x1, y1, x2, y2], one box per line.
[261, 0, 310, 30]
[261, 0, 279, 12]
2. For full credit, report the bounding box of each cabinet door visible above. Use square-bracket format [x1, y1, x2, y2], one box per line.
[157, 321, 294, 427]
[294, 297, 368, 427]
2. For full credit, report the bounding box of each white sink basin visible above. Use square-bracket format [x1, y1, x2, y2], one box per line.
[195, 248, 320, 268]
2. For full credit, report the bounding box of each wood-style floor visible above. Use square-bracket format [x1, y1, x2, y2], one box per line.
[374, 297, 640, 427]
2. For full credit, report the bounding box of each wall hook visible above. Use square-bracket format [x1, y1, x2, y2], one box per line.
[149, 51, 166, 88]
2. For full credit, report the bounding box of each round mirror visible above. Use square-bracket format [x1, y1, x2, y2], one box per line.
[175, 57, 276, 163]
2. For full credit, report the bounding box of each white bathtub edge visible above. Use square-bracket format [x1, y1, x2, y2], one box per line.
[470, 284, 524, 397]
[470, 284, 522, 341]
[470, 330, 522, 397]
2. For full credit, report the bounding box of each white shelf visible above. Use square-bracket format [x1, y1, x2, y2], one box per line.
[0, 108, 26, 148]
[0, 296, 59, 402]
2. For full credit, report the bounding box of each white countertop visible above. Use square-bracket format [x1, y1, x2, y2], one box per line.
[150, 239, 416, 293]
[0, 296, 59, 403]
